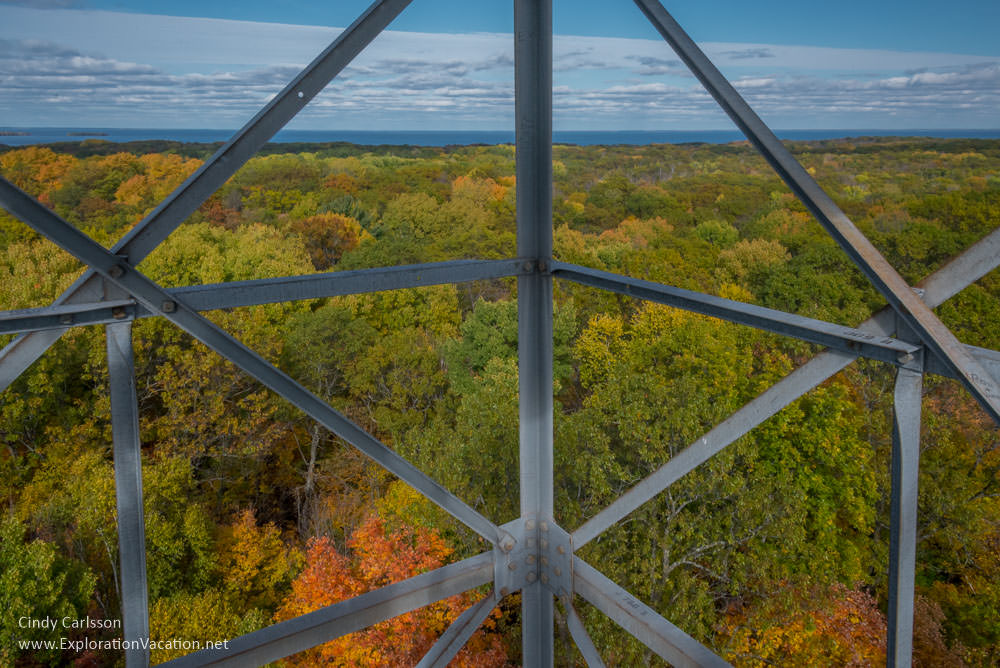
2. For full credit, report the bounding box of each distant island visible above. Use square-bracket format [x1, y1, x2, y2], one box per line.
[67, 131, 109, 137]
[0, 131, 29, 136]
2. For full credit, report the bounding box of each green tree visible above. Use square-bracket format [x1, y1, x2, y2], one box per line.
[0, 517, 95, 667]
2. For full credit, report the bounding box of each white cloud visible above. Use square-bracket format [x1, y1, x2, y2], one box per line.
[1, 6, 998, 129]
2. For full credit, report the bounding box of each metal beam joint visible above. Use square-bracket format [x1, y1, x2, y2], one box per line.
[493, 519, 527, 598]
[492, 518, 573, 601]
[537, 520, 572, 600]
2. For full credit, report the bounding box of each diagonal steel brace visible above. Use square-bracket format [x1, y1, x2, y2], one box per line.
[0, 177, 502, 546]
[0, 0, 414, 393]
[633, 0, 1000, 424]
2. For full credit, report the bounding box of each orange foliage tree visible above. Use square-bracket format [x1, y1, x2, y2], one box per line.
[717, 583, 887, 667]
[276, 514, 507, 666]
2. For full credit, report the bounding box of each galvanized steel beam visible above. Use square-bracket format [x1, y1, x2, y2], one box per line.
[917, 227, 1000, 307]
[161, 552, 494, 667]
[574, 557, 730, 667]
[887, 359, 923, 666]
[9, 260, 1000, 381]
[0, 299, 136, 335]
[515, 0, 555, 664]
[415, 595, 497, 668]
[565, 602, 606, 668]
[633, 0, 1000, 425]
[0, 259, 527, 335]
[0, 0, 413, 393]
[0, 177, 503, 546]
[171, 259, 527, 310]
[551, 262, 919, 366]
[105, 322, 150, 668]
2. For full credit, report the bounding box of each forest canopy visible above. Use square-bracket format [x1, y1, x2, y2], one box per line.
[1, 136, 998, 666]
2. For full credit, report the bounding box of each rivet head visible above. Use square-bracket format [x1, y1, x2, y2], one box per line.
[540, 557, 548, 566]
[108, 265, 125, 279]
[526, 555, 536, 564]
[525, 519, 536, 530]
[161, 300, 177, 313]
[554, 567, 562, 577]
[556, 545, 566, 555]
[541, 574, 549, 584]
[526, 572, 537, 583]
[540, 521, 549, 532]
[527, 537, 536, 548]
[508, 562, 518, 571]
[540, 539, 548, 550]
[501, 539, 514, 553]
[111, 306, 127, 320]
[499, 587, 509, 597]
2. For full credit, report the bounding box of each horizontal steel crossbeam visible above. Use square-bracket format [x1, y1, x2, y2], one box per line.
[551, 262, 919, 366]
[0, 260, 528, 335]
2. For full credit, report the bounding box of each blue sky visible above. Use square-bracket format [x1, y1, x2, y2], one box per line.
[1, 0, 998, 130]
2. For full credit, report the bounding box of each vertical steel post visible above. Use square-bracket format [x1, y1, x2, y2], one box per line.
[106, 321, 150, 668]
[887, 358, 923, 667]
[515, 0, 553, 665]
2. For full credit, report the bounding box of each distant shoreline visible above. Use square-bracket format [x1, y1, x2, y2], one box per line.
[2, 127, 999, 148]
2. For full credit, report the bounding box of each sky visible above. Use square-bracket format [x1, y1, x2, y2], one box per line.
[0, 0, 998, 131]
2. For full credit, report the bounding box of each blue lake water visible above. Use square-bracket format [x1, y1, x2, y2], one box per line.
[2, 127, 999, 147]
